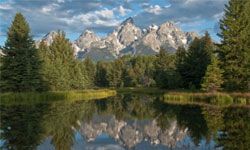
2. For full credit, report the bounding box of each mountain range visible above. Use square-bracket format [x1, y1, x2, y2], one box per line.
[37, 17, 198, 61]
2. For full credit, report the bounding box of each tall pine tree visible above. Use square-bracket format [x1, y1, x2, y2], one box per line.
[176, 46, 187, 87]
[180, 32, 213, 89]
[83, 57, 96, 87]
[0, 13, 43, 92]
[218, 0, 250, 91]
[154, 49, 180, 89]
[39, 31, 75, 90]
[201, 56, 224, 92]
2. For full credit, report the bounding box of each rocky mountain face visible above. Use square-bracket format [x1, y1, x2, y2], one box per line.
[37, 17, 198, 61]
[74, 114, 188, 149]
[35, 31, 59, 47]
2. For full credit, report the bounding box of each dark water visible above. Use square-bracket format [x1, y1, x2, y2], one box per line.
[0, 94, 249, 150]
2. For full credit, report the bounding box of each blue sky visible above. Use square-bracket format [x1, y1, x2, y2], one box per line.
[0, 0, 228, 46]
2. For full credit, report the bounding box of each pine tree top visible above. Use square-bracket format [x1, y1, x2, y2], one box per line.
[6, 13, 31, 46]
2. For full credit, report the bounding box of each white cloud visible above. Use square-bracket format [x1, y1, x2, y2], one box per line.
[62, 6, 132, 28]
[142, 3, 150, 7]
[62, 7, 121, 27]
[184, 0, 199, 4]
[56, 0, 65, 3]
[144, 5, 162, 15]
[117, 5, 131, 16]
[94, 8, 114, 19]
[0, 4, 13, 10]
[0, 0, 229, 42]
[41, 3, 59, 14]
[164, 4, 172, 8]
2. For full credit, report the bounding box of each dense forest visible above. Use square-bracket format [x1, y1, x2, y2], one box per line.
[0, 0, 249, 92]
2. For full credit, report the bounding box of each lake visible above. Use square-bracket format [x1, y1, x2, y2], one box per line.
[0, 93, 249, 150]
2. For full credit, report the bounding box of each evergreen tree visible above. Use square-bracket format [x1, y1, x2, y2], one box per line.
[131, 56, 156, 87]
[154, 49, 180, 89]
[70, 61, 87, 89]
[83, 57, 96, 87]
[0, 13, 43, 92]
[176, 46, 187, 87]
[218, 0, 250, 90]
[95, 61, 111, 87]
[201, 56, 224, 92]
[39, 31, 75, 90]
[181, 32, 213, 89]
[176, 46, 186, 69]
[123, 67, 137, 87]
[37, 41, 51, 90]
[108, 59, 124, 87]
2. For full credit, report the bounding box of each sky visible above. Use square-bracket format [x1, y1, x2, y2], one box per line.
[0, 0, 229, 46]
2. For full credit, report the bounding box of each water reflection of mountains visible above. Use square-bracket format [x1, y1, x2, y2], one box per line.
[0, 94, 249, 150]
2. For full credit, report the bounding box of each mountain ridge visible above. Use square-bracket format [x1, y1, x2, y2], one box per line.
[38, 17, 199, 61]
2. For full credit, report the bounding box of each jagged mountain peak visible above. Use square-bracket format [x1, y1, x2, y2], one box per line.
[36, 17, 198, 61]
[161, 21, 175, 27]
[148, 24, 159, 31]
[39, 30, 60, 46]
[121, 17, 134, 25]
[80, 29, 95, 36]
[76, 29, 100, 49]
[158, 21, 181, 33]
[114, 17, 141, 46]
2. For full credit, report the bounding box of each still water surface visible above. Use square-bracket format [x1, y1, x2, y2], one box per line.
[0, 94, 249, 150]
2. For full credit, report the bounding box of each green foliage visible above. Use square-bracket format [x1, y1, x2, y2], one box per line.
[201, 56, 224, 92]
[163, 92, 250, 106]
[154, 49, 181, 89]
[218, 0, 250, 91]
[83, 57, 96, 87]
[175, 46, 186, 87]
[38, 31, 89, 90]
[47, 31, 73, 90]
[108, 58, 124, 87]
[95, 61, 111, 87]
[0, 89, 116, 105]
[126, 55, 156, 87]
[0, 13, 44, 92]
[218, 107, 250, 149]
[178, 32, 214, 89]
[95, 55, 156, 88]
[1, 8, 249, 93]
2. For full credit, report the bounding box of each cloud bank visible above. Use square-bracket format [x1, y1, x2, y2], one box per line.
[0, 0, 228, 43]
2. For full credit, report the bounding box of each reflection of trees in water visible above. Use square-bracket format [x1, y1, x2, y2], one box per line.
[0, 100, 97, 150]
[0, 104, 49, 150]
[152, 97, 179, 130]
[0, 95, 249, 149]
[42, 100, 96, 150]
[176, 105, 209, 145]
[201, 106, 223, 143]
[218, 107, 250, 150]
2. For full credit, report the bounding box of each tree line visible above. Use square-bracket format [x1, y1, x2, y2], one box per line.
[0, 0, 249, 92]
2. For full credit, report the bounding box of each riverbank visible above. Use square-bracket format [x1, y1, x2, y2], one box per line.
[117, 87, 250, 105]
[1, 88, 249, 106]
[163, 92, 250, 106]
[0, 89, 116, 105]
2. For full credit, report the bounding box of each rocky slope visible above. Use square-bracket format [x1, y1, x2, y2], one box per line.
[37, 17, 198, 61]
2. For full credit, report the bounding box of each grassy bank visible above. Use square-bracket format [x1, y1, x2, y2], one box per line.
[163, 92, 250, 106]
[117, 88, 250, 106]
[0, 89, 116, 105]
